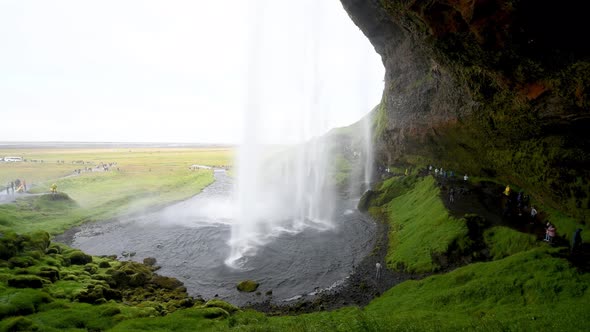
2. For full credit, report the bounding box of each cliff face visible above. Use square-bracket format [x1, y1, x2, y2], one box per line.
[340, 0, 590, 220]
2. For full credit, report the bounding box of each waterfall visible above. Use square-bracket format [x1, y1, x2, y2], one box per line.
[226, 0, 334, 268]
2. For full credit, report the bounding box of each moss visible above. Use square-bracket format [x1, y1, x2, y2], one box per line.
[101, 306, 122, 317]
[36, 266, 60, 283]
[236, 280, 259, 293]
[7, 275, 45, 288]
[201, 307, 229, 319]
[8, 255, 36, 268]
[484, 226, 539, 260]
[20, 231, 51, 253]
[151, 275, 183, 290]
[204, 299, 239, 314]
[67, 251, 92, 265]
[0, 316, 39, 332]
[0, 288, 52, 318]
[98, 261, 111, 268]
[369, 176, 469, 272]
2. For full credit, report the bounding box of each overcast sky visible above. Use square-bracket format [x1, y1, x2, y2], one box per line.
[0, 0, 384, 144]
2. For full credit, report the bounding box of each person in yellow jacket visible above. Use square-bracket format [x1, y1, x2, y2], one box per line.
[503, 185, 511, 196]
[50, 183, 57, 194]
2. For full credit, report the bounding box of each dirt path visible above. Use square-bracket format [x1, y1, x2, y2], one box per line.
[430, 170, 589, 272]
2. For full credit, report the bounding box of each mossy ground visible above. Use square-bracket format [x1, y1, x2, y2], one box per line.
[368, 175, 470, 272]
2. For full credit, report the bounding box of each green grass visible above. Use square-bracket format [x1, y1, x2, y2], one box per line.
[381, 176, 469, 272]
[216, 248, 589, 331]
[484, 226, 539, 260]
[0, 147, 233, 235]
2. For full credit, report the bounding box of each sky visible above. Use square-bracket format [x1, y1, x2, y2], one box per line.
[0, 0, 384, 144]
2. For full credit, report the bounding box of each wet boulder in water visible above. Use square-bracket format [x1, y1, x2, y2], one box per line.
[236, 280, 259, 292]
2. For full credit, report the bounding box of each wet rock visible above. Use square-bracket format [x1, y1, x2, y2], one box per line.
[143, 257, 157, 266]
[236, 280, 259, 292]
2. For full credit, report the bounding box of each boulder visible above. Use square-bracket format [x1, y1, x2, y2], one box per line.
[143, 257, 157, 266]
[151, 275, 184, 290]
[236, 280, 259, 292]
[8, 275, 45, 288]
[68, 251, 92, 265]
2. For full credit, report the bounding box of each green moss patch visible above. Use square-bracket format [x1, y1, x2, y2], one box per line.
[236, 280, 259, 292]
[379, 176, 470, 272]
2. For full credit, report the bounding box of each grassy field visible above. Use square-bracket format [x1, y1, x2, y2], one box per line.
[0, 147, 234, 234]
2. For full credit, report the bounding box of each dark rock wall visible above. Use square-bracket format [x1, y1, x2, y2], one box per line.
[340, 0, 590, 220]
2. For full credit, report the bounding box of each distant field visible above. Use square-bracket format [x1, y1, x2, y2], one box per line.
[0, 147, 234, 234]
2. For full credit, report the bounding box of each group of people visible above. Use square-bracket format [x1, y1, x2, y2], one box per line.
[71, 161, 119, 175]
[501, 185, 534, 220]
[428, 165, 468, 182]
[4, 179, 27, 194]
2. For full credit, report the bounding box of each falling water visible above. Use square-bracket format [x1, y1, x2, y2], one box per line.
[226, 0, 335, 268]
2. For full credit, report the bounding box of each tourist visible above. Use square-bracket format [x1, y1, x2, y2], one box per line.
[435, 168, 439, 176]
[570, 228, 583, 254]
[464, 174, 468, 181]
[545, 223, 556, 243]
[375, 262, 382, 280]
[503, 185, 511, 197]
[50, 183, 57, 195]
[449, 187, 455, 203]
[530, 206, 538, 224]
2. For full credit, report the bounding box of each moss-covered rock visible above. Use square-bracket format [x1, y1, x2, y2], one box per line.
[67, 251, 92, 265]
[37, 266, 60, 283]
[8, 255, 36, 268]
[0, 231, 19, 259]
[108, 261, 153, 288]
[7, 275, 45, 288]
[75, 284, 122, 304]
[0, 316, 40, 331]
[98, 261, 111, 268]
[236, 280, 259, 293]
[151, 275, 184, 290]
[202, 307, 230, 319]
[204, 299, 239, 314]
[21, 231, 51, 252]
[84, 264, 98, 274]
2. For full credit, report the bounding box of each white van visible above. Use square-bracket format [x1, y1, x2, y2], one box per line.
[4, 157, 23, 162]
